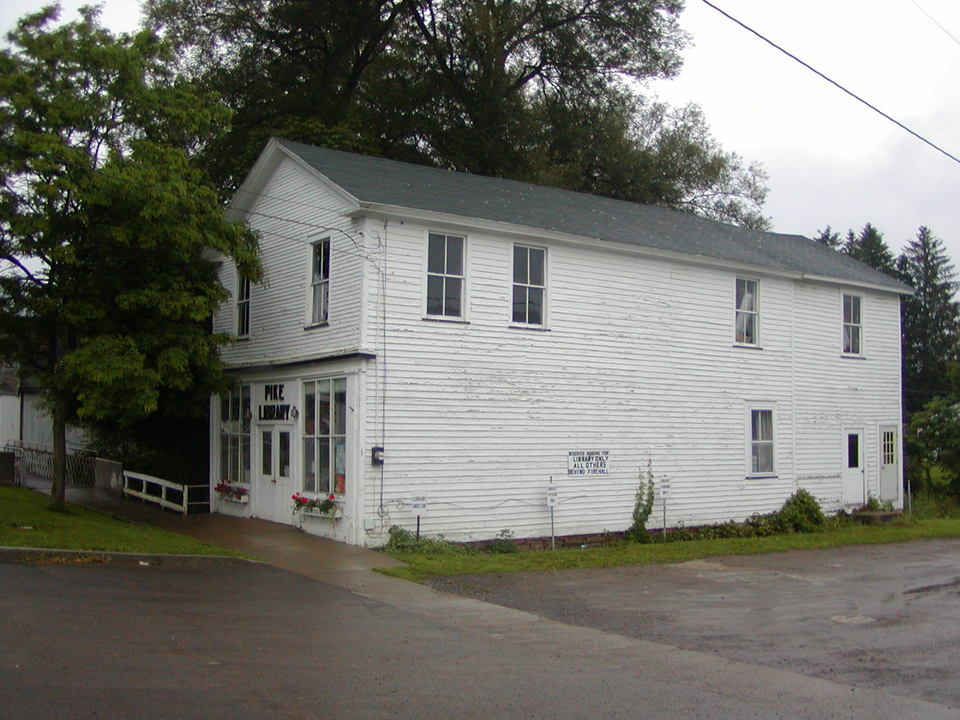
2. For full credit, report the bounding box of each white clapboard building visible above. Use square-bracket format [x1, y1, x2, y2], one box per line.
[210, 139, 908, 546]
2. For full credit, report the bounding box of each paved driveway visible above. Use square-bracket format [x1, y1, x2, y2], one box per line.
[429, 538, 960, 707]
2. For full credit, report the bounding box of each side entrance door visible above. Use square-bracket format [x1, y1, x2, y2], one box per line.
[879, 425, 899, 503]
[254, 425, 294, 524]
[842, 428, 865, 507]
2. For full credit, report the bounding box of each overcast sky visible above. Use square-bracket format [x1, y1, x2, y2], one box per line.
[4, 0, 960, 263]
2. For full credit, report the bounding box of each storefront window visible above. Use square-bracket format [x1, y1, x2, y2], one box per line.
[303, 378, 347, 495]
[219, 385, 250, 483]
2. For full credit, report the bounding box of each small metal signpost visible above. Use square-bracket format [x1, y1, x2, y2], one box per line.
[660, 476, 670, 540]
[412, 495, 427, 539]
[547, 480, 559, 550]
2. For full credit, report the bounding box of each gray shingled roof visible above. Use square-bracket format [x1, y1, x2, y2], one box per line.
[278, 139, 907, 292]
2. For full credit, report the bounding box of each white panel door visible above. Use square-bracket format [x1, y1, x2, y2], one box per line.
[842, 429, 865, 507]
[879, 426, 899, 502]
[254, 426, 294, 524]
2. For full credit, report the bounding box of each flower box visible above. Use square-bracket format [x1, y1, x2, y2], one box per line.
[300, 506, 341, 519]
[220, 493, 249, 504]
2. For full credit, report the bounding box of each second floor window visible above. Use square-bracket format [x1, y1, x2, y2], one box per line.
[735, 278, 758, 344]
[426, 232, 464, 318]
[237, 275, 250, 338]
[312, 239, 330, 324]
[842, 294, 862, 354]
[513, 244, 546, 325]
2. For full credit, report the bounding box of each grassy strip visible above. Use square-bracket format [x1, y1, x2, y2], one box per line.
[378, 518, 960, 583]
[0, 486, 243, 557]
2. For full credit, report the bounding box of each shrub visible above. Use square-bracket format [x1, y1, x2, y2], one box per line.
[383, 525, 475, 555]
[625, 460, 656, 542]
[777, 488, 826, 533]
[487, 529, 519, 554]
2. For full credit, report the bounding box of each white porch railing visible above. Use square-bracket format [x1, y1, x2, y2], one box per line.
[121, 470, 209, 515]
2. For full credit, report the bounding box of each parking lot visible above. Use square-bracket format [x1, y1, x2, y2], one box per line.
[429, 538, 960, 707]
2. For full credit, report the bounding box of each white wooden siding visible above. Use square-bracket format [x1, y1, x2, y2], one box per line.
[358, 219, 902, 544]
[214, 160, 902, 546]
[213, 157, 367, 366]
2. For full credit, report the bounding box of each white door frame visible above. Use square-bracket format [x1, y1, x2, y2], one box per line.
[253, 423, 295, 524]
[878, 424, 900, 504]
[842, 427, 865, 507]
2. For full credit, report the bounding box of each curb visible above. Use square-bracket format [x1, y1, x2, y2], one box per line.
[0, 546, 263, 567]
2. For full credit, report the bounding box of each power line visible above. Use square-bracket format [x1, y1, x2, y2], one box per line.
[907, 0, 960, 50]
[700, 0, 960, 167]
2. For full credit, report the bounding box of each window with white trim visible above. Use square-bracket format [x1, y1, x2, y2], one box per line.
[219, 385, 251, 484]
[842, 294, 862, 354]
[426, 232, 464, 318]
[750, 409, 774, 475]
[513, 244, 546, 325]
[237, 275, 250, 338]
[311, 239, 330, 324]
[303, 378, 347, 496]
[735, 278, 758, 345]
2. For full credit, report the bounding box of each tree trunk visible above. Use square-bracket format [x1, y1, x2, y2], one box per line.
[50, 408, 67, 511]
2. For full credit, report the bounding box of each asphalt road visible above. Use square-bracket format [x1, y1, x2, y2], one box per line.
[2, 543, 959, 719]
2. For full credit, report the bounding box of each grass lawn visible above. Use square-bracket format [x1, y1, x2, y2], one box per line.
[379, 518, 960, 583]
[0, 486, 243, 557]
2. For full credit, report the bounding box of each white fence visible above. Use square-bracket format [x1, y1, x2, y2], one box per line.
[121, 470, 209, 515]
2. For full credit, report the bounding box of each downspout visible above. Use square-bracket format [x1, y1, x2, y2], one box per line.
[379, 219, 388, 523]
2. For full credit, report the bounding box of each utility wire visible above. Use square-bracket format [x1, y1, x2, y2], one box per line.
[700, 0, 960, 167]
[907, 0, 960, 50]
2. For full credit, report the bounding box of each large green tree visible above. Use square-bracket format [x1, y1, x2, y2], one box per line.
[146, 0, 769, 228]
[0, 7, 260, 508]
[898, 226, 960, 414]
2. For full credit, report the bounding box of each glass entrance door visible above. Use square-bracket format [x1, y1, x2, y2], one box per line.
[255, 426, 293, 523]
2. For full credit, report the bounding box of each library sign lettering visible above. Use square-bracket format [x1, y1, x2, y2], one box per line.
[259, 383, 292, 422]
[567, 450, 610, 476]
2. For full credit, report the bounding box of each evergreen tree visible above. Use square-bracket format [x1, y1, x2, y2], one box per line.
[813, 226, 843, 250]
[898, 227, 960, 413]
[844, 223, 897, 276]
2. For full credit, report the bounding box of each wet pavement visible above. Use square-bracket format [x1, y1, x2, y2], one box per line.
[429, 539, 960, 707]
[5, 482, 960, 718]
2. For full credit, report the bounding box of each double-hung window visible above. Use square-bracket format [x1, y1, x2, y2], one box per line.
[842, 294, 862, 354]
[237, 275, 250, 338]
[749, 409, 774, 475]
[311, 239, 330, 325]
[426, 232, 464, 318]
[219, 385, 251, 484]
[735, 278, 758, 345]
[512, 244, 546, 325]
